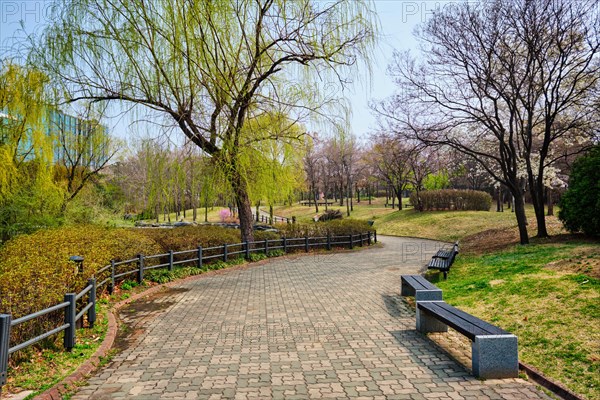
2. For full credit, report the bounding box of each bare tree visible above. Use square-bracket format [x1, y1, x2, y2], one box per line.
[375, 0, 600, 244]
[51, 105, 117, 212]
[367, 133, 412, 210]
[303, 135, 322, 213]
[33, 0, 376, 242]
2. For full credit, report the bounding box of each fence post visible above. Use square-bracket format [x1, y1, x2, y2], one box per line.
[87, 278, 97, 328]
[137, 254, 144, 283]
[64, 293, 76, 351]
[264, 239, 269, 255]
[245, 241, 250, 259]
[197, 246, 203, 270]
[305, 235, 309, 252]
[223, 244, 228, 262]
[109, 260, 115, 295]
[327, 232, 331, 251]
[0, 314, 11, 388]
[283, 237, 287, 253]
[349, 234, 353, 249]
[374, 231, 378, 243]
[367, 232, 372, 245]
[169, 250, 174, 271]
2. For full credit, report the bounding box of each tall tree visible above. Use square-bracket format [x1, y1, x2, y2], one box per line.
[375, 0, 600, 244]
[52, 104, 117, 212]
[0, 62, 63, 239]
[368, 133, 413, 210]
[33, 0, 376, 242]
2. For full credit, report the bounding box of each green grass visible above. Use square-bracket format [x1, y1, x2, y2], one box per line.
[431, 243, 600, 400]
[272, 196, 405, 222]
[375, 207, 535, 241]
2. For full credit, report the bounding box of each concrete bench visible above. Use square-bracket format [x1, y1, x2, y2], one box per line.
[401, 275, 442, 301]
[417, 301, 518, 379]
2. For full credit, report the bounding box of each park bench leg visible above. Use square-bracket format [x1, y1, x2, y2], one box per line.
[416, 307, 447, 334]
[472, 335, 519, 379]
[400, 280, 414, 297]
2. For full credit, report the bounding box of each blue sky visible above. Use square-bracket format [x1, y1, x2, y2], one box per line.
[0, 0, 447, 141]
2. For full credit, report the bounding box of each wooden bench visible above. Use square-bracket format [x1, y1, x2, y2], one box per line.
[417, 301, 518, 379]
[427, 242, 459, 279]
[401, 275, 442, 301]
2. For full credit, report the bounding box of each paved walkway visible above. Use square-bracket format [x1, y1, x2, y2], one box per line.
[74, 236, 550, 399]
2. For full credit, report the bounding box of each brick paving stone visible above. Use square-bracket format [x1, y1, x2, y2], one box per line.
[72, 236, 551, 399]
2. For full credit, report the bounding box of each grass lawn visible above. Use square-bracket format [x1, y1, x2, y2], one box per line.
[431, 242, 600, 400]
[272, 196, 404, 222]
[141, 207, 224, 224]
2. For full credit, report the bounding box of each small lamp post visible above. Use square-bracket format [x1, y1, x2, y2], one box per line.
[70, 255, 84, 275]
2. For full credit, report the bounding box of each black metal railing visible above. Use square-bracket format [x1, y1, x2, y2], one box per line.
[0, 231, 376, 390]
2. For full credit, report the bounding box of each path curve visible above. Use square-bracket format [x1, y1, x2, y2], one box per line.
[73, 236, 550, 399]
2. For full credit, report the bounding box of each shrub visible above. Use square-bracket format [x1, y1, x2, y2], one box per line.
[0, 225, 162, 347]
[318, 209, 342, 221]
[410, 189, 492, 211]
[276, 219, 374, 238]
[254, 230, 281, 241]
[135, 225, 241, 252]
[559, 146, 600, 235]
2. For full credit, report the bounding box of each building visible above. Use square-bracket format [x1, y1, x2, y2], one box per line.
[0, 107, 110, 168]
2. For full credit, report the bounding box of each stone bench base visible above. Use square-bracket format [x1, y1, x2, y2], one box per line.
[417, 302, 518, 379]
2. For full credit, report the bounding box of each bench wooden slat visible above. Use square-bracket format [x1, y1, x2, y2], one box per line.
[401, 275, 442, 300]
[402, 275, 438, 291]
[433, 249, 453, 259]
[418, 301, 508, 340]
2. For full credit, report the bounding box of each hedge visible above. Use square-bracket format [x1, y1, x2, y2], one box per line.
[275, 219, 375, 238]
[0, 226, 163, 350]
[410, 189, 492, 211]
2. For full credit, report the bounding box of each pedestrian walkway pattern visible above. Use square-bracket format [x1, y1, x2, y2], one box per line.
[74, 236, 550, 399]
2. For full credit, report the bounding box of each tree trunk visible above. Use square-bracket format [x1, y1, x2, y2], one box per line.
[346, 183, 351, 216]
[547, 188, 554, 216]
[313, 186, 319, 213]
[231, 173, 254, 243]
[513, 191, 530, 244]
[368, 185, 372, 205]
[397, 189, 402, 210]
[391, 193, 395, 209]
[269, 204, 274, 224]
[529, 178, 549, 238]
[496, 186, 502, 212]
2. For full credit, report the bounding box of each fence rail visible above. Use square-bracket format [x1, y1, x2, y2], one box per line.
[0, 231, 376, 389]
[251, 213, 292, 224]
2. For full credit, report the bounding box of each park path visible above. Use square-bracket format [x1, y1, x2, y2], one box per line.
[73, 236, 550, 399]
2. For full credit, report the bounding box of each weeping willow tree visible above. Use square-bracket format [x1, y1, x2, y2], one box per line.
[0, 62, 63, 240]
[32, 0, 376, 242]
[242, 113, 305, 222]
